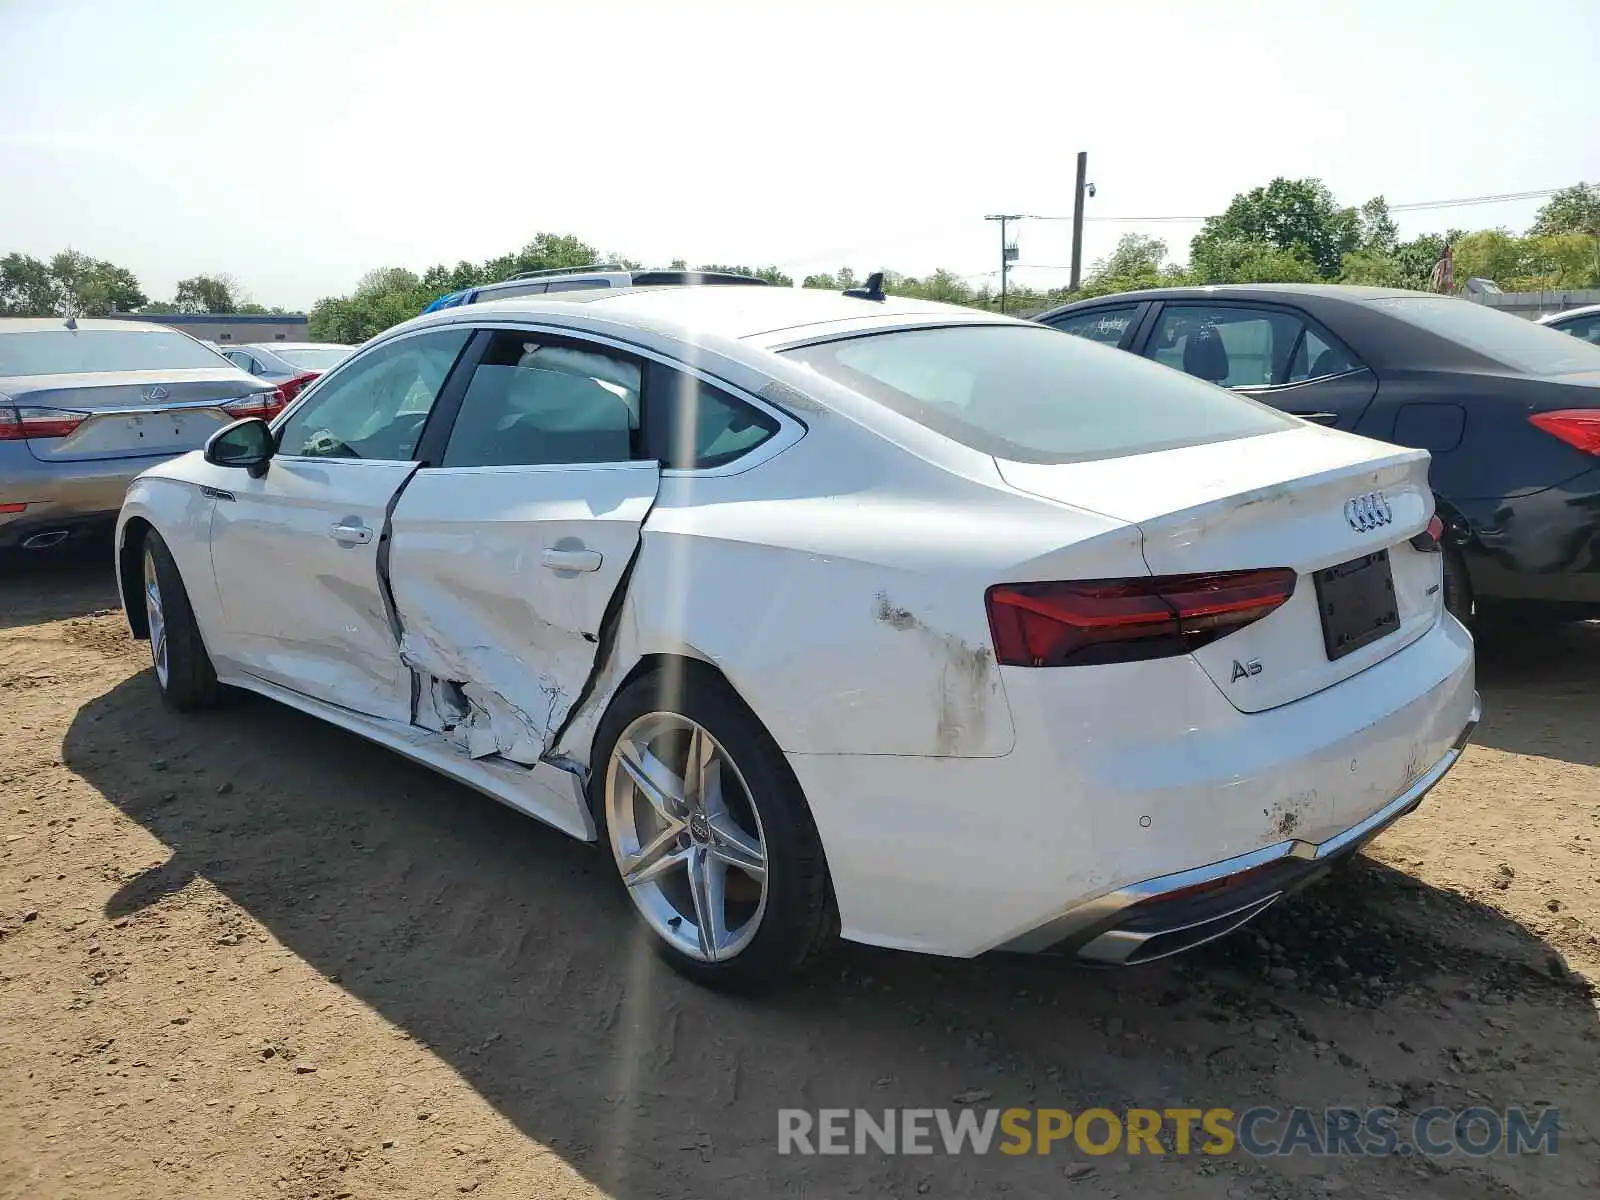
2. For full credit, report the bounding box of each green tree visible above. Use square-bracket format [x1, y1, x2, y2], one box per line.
[1189, 237, 1320, 285]
[1530, 183, 1600, 239]
[1529, 233, 1600, 288]
[1338, 248, 1407, 287]
[49, 250, 147, 315]
[0, 253, 64, 315]
[1357, 196, 1400, 255]
[1189, 177, 1359, 279]
[481, 233, 603, 283]
[1090, 233, 1168, 279]
[1073, 233, 1193, 298]
[1449, 229, 1539, 287]
[0, 250, 148, 316]
[174, 274, 242, 314]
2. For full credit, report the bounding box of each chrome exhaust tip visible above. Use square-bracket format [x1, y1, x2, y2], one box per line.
[21, 530, 70, 550]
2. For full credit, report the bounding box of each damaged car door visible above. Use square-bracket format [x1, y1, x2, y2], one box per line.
[386, 329, 660, 765]
[208, 328, 473, 720]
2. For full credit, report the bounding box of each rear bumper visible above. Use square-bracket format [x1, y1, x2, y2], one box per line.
[1004, 694, 1480, 962]
[788, 612, 1476, 959]
[0, 446, 178, 549]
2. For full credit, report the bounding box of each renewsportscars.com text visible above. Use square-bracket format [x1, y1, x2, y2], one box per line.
[777, 1106, 1559, 1158]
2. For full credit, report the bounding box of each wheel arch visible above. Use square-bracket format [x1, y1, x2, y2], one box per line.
[118, 516, 155, 640]
[578, 650, 783, 810]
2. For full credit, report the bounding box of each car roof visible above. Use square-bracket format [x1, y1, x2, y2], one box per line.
[1038, 283, 1425, 317]
[0, 317, 176, 335]
[411, 284, 1017, 346]
[1540, 303, 1600, 323]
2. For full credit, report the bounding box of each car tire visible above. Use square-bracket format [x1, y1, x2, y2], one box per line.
[1441, 546, 1473, 628]
[141, 530, 221, 712]
[591, 665, 838, 992]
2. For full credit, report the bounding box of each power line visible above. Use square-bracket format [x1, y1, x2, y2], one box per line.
[1015, 186, 1564, 225]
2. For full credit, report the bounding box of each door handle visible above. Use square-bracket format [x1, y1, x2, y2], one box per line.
[1294, 411, 1340, 426]
[328, 520, 374, 544]
[542, 547, 603, 573]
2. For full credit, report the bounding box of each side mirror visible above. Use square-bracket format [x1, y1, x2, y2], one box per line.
[204, 417, 274, 477]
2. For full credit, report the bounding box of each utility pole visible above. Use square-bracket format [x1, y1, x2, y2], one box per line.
[1068, 151, 1089, 293]
[984, 214, 1022, 312]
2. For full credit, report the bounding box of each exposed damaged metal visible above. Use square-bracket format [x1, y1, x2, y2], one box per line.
[365, 460, 660, 780]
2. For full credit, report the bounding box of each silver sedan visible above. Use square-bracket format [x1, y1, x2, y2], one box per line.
[0, 318, 281, 550]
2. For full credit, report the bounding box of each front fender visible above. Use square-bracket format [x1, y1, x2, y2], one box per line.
[116, 471, 222, 640]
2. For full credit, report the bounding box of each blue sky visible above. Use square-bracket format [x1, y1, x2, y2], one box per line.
[2, 0, 1597, 309]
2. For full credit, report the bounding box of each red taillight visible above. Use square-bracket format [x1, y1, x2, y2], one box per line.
[1410, 513, 1446, 553]
[985, 569, 1298, 667]
[0, 405, 88, 441]
[223, 390, 287, 421]
[276, 371, 319, 407]
[1530, 410, 1600, 456]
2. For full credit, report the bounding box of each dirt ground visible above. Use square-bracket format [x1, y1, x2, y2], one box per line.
[1, 545, 1597, 1200]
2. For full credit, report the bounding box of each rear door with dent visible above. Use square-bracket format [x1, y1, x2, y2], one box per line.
[386, 328, 660, 767]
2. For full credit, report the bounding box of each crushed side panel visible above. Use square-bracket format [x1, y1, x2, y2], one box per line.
[382, 464, 660, 766]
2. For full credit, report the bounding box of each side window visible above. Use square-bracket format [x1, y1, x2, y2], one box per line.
[1047, 305, 1141, 347]
[1149, 305, 1307, 388]
[439, 331, 642, 468]
[1286, 326, 1359, 383]
[649, 370, 780, 469]
[1560, 314, 1600, 345]
[276, 329, 470, 461]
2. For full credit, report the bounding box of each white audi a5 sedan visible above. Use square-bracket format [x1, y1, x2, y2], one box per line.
[115, 283, 1479, 991]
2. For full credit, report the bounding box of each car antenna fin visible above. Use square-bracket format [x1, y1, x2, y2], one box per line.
[843, 271, 886, 302]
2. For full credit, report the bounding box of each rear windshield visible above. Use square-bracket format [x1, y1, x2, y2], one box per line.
[275, 346, 351, 370]
[0, 329, 228, 377]
[783, 324, 1294, 464]
[1369, 295, 1600, 375]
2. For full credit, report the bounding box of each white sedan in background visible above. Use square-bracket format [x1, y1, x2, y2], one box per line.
[1539, 303, 1600, 344]
[115, 284, 1479, 991]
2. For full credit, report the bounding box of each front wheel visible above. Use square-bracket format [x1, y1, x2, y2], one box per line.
[592, 667, 838, 992]
[141, 530, 221, 711]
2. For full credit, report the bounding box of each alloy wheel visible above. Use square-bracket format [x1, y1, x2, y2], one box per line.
[605, 712, 769, 962]
[143, 549, 169, 689]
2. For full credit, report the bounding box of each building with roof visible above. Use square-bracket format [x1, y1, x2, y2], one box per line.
[104, 311, 309, 345]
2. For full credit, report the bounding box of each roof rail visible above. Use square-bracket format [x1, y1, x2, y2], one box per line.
[507, 263, 626, 281]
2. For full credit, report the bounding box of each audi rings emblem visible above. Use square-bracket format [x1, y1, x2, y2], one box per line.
[1344, 491, 1394, 533]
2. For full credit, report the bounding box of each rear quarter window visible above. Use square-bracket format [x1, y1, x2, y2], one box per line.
[783, 324, 1294, 464]
[1370, 295, 1600, 375]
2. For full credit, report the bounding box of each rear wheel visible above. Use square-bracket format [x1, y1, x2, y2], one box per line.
[142, 531, 221, 711]
[1441, 546, 1473, 628]
[593, 667, 837, 992]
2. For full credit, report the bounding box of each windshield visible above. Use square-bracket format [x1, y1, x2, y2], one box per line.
[275, 346, 351, 371]
[784, 324, 1295, 464]
[0, 329, 229, 377]
[1369, 295, 1600, 375]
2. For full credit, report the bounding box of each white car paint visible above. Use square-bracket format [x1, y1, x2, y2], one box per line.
[116, 286, 1478, 963]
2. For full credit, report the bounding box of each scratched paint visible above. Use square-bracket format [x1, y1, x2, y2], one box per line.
[873, 591, 995, 755]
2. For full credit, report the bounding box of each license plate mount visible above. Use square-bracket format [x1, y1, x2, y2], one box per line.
[1314, 549, 1399, 661]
